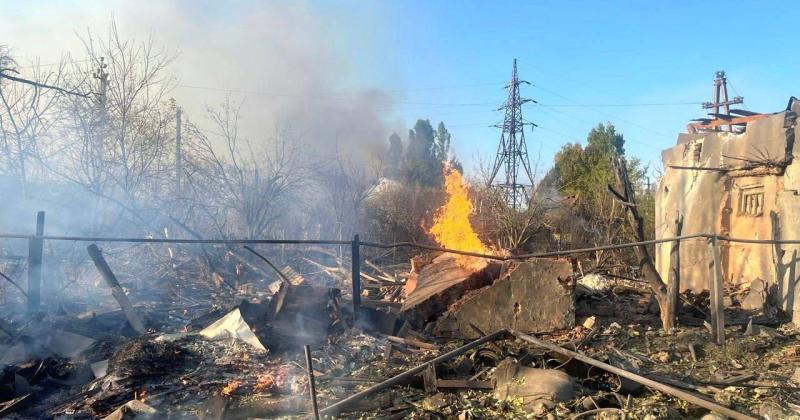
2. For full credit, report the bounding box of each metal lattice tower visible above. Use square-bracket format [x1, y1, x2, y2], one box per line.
[488, 59, 537, 209]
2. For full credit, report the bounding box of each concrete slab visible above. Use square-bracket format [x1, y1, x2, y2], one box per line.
[434, 259, 574, 338]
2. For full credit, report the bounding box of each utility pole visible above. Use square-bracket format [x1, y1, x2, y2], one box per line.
[92, 57, 108, 111]
[487, 59, 537, 210]
[175, 106, 182, 192]
[702, 71, 742, 132]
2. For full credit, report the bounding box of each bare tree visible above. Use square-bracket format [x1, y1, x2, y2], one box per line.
[0, 46, 71, 192]
[183, 95, 310, 239]
[474, 184, 548, 252]
[41, 22, 177, 233]
[311, 145, 382, 240]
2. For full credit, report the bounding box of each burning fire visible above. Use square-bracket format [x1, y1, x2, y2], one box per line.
[254, 374, 276, 392]
[429, 167, 491, 270]
[222, 380, 242, 396]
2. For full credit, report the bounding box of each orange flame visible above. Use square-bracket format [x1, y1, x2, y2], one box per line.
[222, 380, 241, 396]
[254, 374, 276, 392]
[429, 167, 490, 270]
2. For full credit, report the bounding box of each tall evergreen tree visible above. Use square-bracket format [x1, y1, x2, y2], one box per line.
[403, 119, 442, 186]
[433, 122, 451, 161]
[385, 132, 403, 179]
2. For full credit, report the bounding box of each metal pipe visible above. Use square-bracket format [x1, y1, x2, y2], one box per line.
[243, 246, 291, 284]
[319, 329, 508, 416]
[304, 345, 320, 420]
[509, 330, 756, 420]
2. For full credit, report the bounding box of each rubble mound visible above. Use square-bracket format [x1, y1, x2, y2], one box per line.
[109, 337, 196, 378]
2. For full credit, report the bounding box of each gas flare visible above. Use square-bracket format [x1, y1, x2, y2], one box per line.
[429, 167, 491, 270]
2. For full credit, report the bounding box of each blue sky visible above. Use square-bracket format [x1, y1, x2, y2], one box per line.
[356, 1, 800, 178]
[3, 1, 799, 182]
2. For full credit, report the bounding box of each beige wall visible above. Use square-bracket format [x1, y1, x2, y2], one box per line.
[655, 110, 800, 321]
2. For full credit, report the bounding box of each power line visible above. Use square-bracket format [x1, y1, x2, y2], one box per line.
[175, 83, 496, 107]
[14, 58, 93, 69]
[384, 82, 503, 93]
[516, 60, 679, 137]
[532, 83, 672, 138]
[175, 81, 702, 115]
[540, 101, 702, 108]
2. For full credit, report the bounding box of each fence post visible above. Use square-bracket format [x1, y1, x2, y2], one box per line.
[665, 215, 683, 333]
[27, 211, 45, 313]
[708, 236, 725, 345]
[351, 234, 361, 320]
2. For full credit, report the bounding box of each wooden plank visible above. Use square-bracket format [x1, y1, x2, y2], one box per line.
[401, 254, 477, 311]
[386, 335, 439, 350]
[665, 215, 683, 333]
[86, 244, 146, 334]
[708, 237, 725, 345]
[687, 113, 770, 133]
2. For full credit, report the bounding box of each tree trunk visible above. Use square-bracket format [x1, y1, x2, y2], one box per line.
[608, 156, 675, 332]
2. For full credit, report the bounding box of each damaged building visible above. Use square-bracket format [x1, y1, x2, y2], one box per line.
[656, 97, 800, 321]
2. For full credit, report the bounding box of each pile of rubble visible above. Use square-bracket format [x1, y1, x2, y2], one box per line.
[1, 247, 798, 419]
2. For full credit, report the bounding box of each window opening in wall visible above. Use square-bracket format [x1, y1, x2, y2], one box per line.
[693, 142, 703, 163]
[737, 184, 765, 217]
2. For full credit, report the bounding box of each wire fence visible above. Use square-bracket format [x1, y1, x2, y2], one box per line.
[2, 212, 799, 329]
[1, 231, 796, 260]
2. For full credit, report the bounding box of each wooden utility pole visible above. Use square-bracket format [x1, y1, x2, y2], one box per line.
[702, 71, 743, 132]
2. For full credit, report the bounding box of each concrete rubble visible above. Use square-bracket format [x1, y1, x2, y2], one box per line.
[434, 259, 575, 338]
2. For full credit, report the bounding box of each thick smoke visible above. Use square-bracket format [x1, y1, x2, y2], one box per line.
[0, 1, 395, 236]
[2, 1, 392, 156]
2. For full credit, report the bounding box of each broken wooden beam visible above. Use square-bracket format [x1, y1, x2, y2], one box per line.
[708, 237, 726, 345]
[318, 329, 508, 416]
[86, 244, 146, 334]
[509, 330, 756, 420]
[385, 335, 439, 351]
[27, 211, 44, 313]
[665, 215, 683, 333]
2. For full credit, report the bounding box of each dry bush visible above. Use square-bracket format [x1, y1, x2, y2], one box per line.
[363, 182, 444, 247]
